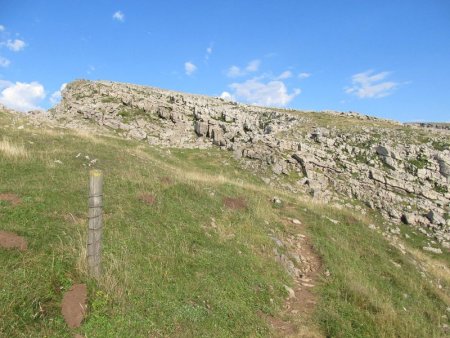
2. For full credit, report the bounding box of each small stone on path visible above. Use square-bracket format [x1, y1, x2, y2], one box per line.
[284, 285, 296, 299]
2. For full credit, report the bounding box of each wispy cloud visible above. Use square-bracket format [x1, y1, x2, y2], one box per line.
[276, 70, 293, 80]
[226, 65, 242, 77]
[225, 78, 300, 107]
[0, 25, 5, 32]
[0, 80, 46, 112]
[113, 11, 125, 22]
[0, 56, 10, 67]
[5, 39, 26, 52]
[245, 59, 260, 72]
[87, 65, 96, 74]
[298, 72, 311, 79]
[226, 59, 261, 77]
[345, 70, 399, 98]
[184, 61, 197, 76]
[205, 43, 213, 61]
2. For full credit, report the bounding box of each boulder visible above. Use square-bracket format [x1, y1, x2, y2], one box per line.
[128, 129, 147, 140]
[194, 121, 208, 136]
[427, 210, 446, 226]
[157, 106, 172, 119]
[376, 145, 390, 157]
[437, 157, 450, 178]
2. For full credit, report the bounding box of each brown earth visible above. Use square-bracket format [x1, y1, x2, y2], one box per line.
[223, 197, 247, 210]
[0, 193, 21, 206]
[0, 231, 27, 251]
[139, 193, 156, 205]
[61, 284, 87, 328]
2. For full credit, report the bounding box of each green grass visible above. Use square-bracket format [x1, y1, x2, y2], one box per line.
[408, 154, 429, 170]
[101, 96, 121, 104]
[1, 109, 449, 337]
[432, 141, 450, 151]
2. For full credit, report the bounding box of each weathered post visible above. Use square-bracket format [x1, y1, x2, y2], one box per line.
[87, 169, 103, 278]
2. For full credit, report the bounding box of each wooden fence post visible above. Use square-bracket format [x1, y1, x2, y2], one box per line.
[87, 169, 103, 278]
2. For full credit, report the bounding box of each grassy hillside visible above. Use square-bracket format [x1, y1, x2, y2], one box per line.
[1, 109, 449, 337]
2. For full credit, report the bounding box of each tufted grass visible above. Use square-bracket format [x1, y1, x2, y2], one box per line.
[0, 137, 28, 159]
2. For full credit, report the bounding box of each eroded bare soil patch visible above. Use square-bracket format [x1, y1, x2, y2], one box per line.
[0, 231, 27, 251]
[139, 193, 156, 205]
[61, 284, 87, 329]
[223, 197, 247, 210]
[0, 193, 21, 206]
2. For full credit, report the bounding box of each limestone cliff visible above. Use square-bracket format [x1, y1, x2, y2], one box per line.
[37, 79, 450, 248]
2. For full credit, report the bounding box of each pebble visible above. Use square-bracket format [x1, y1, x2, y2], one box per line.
[272, 196, 282, 204]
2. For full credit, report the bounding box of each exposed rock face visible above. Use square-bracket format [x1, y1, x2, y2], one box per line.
[34, 80, 450, 245]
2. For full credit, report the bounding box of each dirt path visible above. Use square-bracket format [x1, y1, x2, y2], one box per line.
[268, 218, 323, 337]
[0, 231, 27, 251]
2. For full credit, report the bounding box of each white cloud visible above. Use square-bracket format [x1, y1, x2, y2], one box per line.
[345, 70, 398, 98]
[0, 81, 46, 112]
[228, 78, 300, 107]
[298, 72, 311, 79]
[49, 83, 67, 105]
[184, 61, 197, 75]
[276, 70, 293, 80]
[0, 56, 10, 67]
[220, 91, 234, 101]
[226, 59, 261, 78]
[5, 39, 26, 52]
[245, 59, 261, 72]
[0, 25, 5, 32]
[113, 11, 125, 22]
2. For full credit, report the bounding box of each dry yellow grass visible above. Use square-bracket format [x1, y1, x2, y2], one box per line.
[0, 137, 28, 159]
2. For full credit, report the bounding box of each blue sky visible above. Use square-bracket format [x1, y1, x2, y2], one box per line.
[0, 0, 449, 121]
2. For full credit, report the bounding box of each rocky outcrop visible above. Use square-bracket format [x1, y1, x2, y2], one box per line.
[405, 122, 450, 131]
[33, 80, 450, 248]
